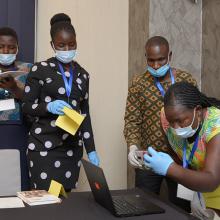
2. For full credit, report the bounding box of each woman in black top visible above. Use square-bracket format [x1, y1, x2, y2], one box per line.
[22, 13, 100, 191]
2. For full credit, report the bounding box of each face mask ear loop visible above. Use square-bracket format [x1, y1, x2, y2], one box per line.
[194, 109, 201, 131]
[166, 51, 170, 65]
[15, 45, 19, 56]
[189, 109, 196, 128]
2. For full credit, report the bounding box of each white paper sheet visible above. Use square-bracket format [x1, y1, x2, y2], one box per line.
[0, 197, 24, 208]
[177, 184, 194, 201]
[0, 98, 15, 111]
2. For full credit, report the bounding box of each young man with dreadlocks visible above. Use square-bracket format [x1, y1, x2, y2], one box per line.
[124, 36, 197, 211]
[144, 82, 220, 219]
[22, 13, 100, 191]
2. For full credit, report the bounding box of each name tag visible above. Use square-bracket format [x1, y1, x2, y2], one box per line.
[177, 184, 194, 201]
[0, 98, 15, 111]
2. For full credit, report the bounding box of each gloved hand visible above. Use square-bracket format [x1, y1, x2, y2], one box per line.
[191, 192, 210, 220]
[128, 145, 142, 168]
[144, 147, 174, 176]
[88, 151, 100, 166]
[47, 100, 72, 115]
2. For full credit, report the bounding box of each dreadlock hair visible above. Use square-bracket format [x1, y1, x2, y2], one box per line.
[0, 27, 18, 44]
[145, 36, 169, 51]
[50, 13, 76, 41]
[164, 81, 220, 110]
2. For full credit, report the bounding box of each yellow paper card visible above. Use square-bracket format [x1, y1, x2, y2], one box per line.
[48, 180, 67, 198]
[55, 107, 85, 135]
[203, 186, 220, 209]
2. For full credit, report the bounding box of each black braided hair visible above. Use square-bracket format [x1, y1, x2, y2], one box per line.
[0, 27, 18, 43]
[164, 81, 220, 110]
[145, 36, 169, 51]
[50, 13, 76, 41]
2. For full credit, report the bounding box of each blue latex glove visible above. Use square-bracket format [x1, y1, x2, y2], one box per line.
[47, 100, 72, 115]
[144, 147, 174, 176]
[88, 151, 100, 166]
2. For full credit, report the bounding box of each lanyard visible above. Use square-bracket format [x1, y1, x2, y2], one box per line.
[183, 135, 199, 168]
[154, 68, 175, 97]
[58, 62, 73, 102]
[183, 135, 202, 204]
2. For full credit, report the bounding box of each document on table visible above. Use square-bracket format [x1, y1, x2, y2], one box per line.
[0, 98, 15, 111]
[0, 197, 25, 208]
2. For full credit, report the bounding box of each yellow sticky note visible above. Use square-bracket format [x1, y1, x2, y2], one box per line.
[55, 107, 85, 135]
[48, 180, 67, 198]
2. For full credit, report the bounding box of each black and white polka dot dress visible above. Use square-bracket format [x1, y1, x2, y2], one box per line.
[22, 57, 96, 190]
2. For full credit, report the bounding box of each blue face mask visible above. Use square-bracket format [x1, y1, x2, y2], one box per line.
[55, 50, 77, 64]
[147, 63, 170, 78]
[0, 53, 16, 66]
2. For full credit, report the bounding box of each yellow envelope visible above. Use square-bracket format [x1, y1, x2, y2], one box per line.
[55, 107, 85, 135]
[48, 180, 67, 198]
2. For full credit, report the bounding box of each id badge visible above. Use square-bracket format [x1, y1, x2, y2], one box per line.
[177, 184, 194, 201]
[0, 98, 15, 111]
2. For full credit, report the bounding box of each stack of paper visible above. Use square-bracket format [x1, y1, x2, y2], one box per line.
[17, 190, 61, 206]
[0, 197, 24, 208]
[55, 107, 85, 135]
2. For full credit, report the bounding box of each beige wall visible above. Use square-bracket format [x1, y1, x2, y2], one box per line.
[36, 0, 128, 190]
[127, 0, 149, 188]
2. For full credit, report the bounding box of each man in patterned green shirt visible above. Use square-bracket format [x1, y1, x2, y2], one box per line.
[124, 36, 197, 211]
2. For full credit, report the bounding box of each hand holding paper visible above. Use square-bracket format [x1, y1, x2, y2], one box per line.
[47, 100, 72, 115]
[55, 107, 85, 135]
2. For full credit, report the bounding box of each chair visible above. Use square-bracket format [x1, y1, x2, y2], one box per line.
[0, 149, 21, 196]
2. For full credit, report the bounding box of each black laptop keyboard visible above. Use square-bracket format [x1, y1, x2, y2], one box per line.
[113, 197, 146, 215]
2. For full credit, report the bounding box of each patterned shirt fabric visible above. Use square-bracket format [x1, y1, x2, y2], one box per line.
[22, 57, 95, 153]
[0, 61, 31, 123]
[124, 68, 197, 152]
[161, 106, 220, 209]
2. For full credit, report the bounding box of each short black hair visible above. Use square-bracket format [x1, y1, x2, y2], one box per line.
[0, 27, 18, 43]
[146, 36, 169, 51]
[50, 13, 76, 40]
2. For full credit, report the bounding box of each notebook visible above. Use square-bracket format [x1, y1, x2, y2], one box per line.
[82, 159, 165, 217]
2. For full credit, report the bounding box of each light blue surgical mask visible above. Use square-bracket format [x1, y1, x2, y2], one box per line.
[171, 110, 199, 139]
[0, 53, 16, 66]
[147, 62, 170, 78]
[55, 49, 77, 64]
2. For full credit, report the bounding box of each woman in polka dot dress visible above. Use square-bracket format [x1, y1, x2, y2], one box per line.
[22, 13, 100, 191]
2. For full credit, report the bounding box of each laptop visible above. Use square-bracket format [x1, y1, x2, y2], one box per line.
[82, 159, 165, 217]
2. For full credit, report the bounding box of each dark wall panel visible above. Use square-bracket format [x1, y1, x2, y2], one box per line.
[0, 0, 35, 63]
